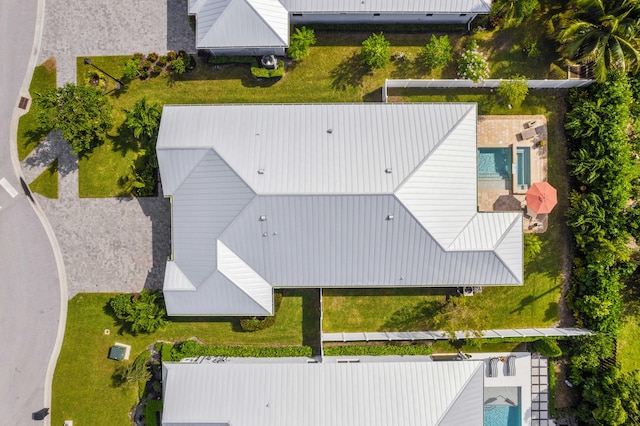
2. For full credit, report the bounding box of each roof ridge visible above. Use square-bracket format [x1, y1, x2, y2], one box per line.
[492, 214, 524, 283]
[243, 0, 289, 45]
[436, 362, 484, 425]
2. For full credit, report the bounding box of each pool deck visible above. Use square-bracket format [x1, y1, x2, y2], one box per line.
[469, 351, 556, 426]
[477, 115, 549, 233]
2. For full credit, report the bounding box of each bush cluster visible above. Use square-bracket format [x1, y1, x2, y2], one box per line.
[161, 340, 313, 361]
[564, 72, 640, 424]
[109, 290, 167, 334]
[124, 50, 194, 81]
[324, 344, 434, 357]
[532, 338, 562, 358]
[239, 292, 283, 331]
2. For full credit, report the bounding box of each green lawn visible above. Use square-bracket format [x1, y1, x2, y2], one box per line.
[29, 159, 58, 198]
[618, 316, 640, 373]
[323, 92, 567, 333]
[52, 290, 316, 426]
[17, 58, 56, 160]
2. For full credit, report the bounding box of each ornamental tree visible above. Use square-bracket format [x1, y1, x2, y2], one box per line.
[422, 34, 453, 70]
[35, 83, 113, 156]
[288, 26, 316, 60]
[497, 75, 529, 108]
[458, 40, 490, 83]
[361, 32, 390, 69]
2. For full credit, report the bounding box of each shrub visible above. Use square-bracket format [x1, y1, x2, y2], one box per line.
[114, 350, 151, 387]
[132, 52, 144, 61]
[458, 40, 489, 82]
[497, 75, 529, 108]
[422, 34, 453, 70]
[157, 55, 168, 67]
[361, 32, 390, 69]
[141, 61, 151, 72]
[240, 292, 283, 331]
[324, 344, 434, 357]
[524, 233, 542, 264]
[533, 338, 563, 358]
[250, 60, 285, 79]
[109, 290, 167, 334]
[144, 400, 163, 426]
[171, 56, 185, 74]
[147, 52, 159, 62]
[167, 340, 313, 361]
[167, 50, 177, 60]
[123, 59, 140, 80]
[288, 26, 316, 60]
[139, 70, 149, 80]
[151, 65, 163, 76]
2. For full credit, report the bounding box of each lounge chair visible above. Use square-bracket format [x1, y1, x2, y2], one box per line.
[488, 357, 499, 377]
[506, 355, 516, 376]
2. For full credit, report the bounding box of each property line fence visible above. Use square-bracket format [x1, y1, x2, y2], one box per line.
[322, 327, 592, 342]
[382, 78, 595, 102]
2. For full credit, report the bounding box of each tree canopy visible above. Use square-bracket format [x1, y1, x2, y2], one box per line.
[361, 32, 390, 69]
[35, 83, 113, 156]
[558, 0, 640, 82]
[288, 26, 316, 60]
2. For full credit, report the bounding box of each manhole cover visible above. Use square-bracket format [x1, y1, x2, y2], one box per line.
[18, 97, 29, 110]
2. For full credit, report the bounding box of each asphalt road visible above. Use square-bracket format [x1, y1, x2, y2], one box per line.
[0, 0, 63, 424]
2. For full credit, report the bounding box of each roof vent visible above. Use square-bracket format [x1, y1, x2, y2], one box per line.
[387, 214, 394, 220]
[327, 129, 333, 134]
[262, 232, 268, 237]
[259, 215, 267, 221]
[258, 169, 265, 174]
[385, 168, 392, 174]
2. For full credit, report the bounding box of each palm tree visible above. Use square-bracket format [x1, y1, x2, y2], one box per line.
[558, 0, 640, 82]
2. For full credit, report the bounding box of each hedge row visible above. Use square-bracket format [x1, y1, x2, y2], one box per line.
[160, 340, 313, 362]
[324, 345, 434, 357]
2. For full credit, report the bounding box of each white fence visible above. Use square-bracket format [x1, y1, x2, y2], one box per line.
[322, 327, 592, 342]
[382, 78, 595, 102]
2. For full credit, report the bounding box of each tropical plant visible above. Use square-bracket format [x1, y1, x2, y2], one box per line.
[109, 290, 167, 334]
[458, 40, 489, 83]
[361, 32, 390, 69]
[171, 56, 186, 74]
[122, 97, 162, 141]
[496, 75, 529, 107]
[558, 0, 640, 82]
[35, 83, 113, 156]
[523, 233, 542, 264]
[490, 0, 538, 28]
[288, 26, 316, 60]
[422, 35, 453, 70]
[115, 351, 151, 385]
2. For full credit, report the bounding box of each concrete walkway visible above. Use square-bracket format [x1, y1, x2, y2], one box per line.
[38, 0, 194, 86]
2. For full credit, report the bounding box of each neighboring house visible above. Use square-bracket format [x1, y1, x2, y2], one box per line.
[188, 0, 493, 55]
[161, 357, 485, 426]
[156, 103, 523, 316]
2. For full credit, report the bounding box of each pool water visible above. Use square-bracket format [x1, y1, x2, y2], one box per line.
[516, 147, 531, 190]
[478, 148, 511, 181]
[484, 405, 522, 426]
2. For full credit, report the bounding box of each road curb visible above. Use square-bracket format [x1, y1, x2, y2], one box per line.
[10, 0, 69, 425]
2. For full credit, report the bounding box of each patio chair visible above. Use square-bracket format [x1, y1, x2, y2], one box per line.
[488, 357, 499, 377]
[506, 355, 516, 376]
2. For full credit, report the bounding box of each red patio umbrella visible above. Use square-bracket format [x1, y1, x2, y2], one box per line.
[526, 182, 557, 215]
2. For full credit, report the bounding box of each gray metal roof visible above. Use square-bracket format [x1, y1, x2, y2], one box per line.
[281, 0, 492, 13]
[161, 359, 485, 426]
[189, 0, 289, 49]
[157, 104, 523, 316]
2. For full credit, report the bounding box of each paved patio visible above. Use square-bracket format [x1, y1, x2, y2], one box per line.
[38, 0, 194, 86]
[477, 115, 550, 233]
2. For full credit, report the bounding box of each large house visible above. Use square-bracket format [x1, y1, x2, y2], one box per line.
[161, 357, 485, 426]
[156, 103, 523, 316]
[187, 0, 493, 55]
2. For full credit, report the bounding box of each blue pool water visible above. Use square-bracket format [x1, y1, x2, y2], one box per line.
[478, 147, 511, 181]
[484, 405, 522, 426]
[516, 147, 531, 190]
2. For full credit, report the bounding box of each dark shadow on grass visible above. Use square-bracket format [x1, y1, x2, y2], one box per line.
[111, 125, 139, 157]
[323, 287, 456, 298]
[380, 300, 444, 332]
[510, 285, 561, 315]
[363, 87, 382, 102]
[330, 53, 369, 91]
[544, 301, 558, 322]
[295, 289, 321, 353]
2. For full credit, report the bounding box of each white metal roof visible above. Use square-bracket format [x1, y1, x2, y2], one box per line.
[189, 0, 289, 49]
[157, 104, 523, 316]
[281, 0, 492, 14]
[161, 359, 485, 426]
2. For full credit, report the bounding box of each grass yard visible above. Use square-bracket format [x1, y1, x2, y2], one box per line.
[323, 92, 568, 333]
[17, 58, 56, 160]
[618, 316, 640, 372]
[29, 159, 58, 198]
[52, 290, 316, 426]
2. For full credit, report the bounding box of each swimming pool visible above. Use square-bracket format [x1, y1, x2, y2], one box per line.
[516, 147, 531, 191]
[478, 147, 511, 190]
[484, 405, 522, 426]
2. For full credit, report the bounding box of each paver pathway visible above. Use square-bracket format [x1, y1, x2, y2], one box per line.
[38, 0, 194, 86]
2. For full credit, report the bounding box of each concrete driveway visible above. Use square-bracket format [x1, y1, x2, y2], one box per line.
[39, 0, 194, 85]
